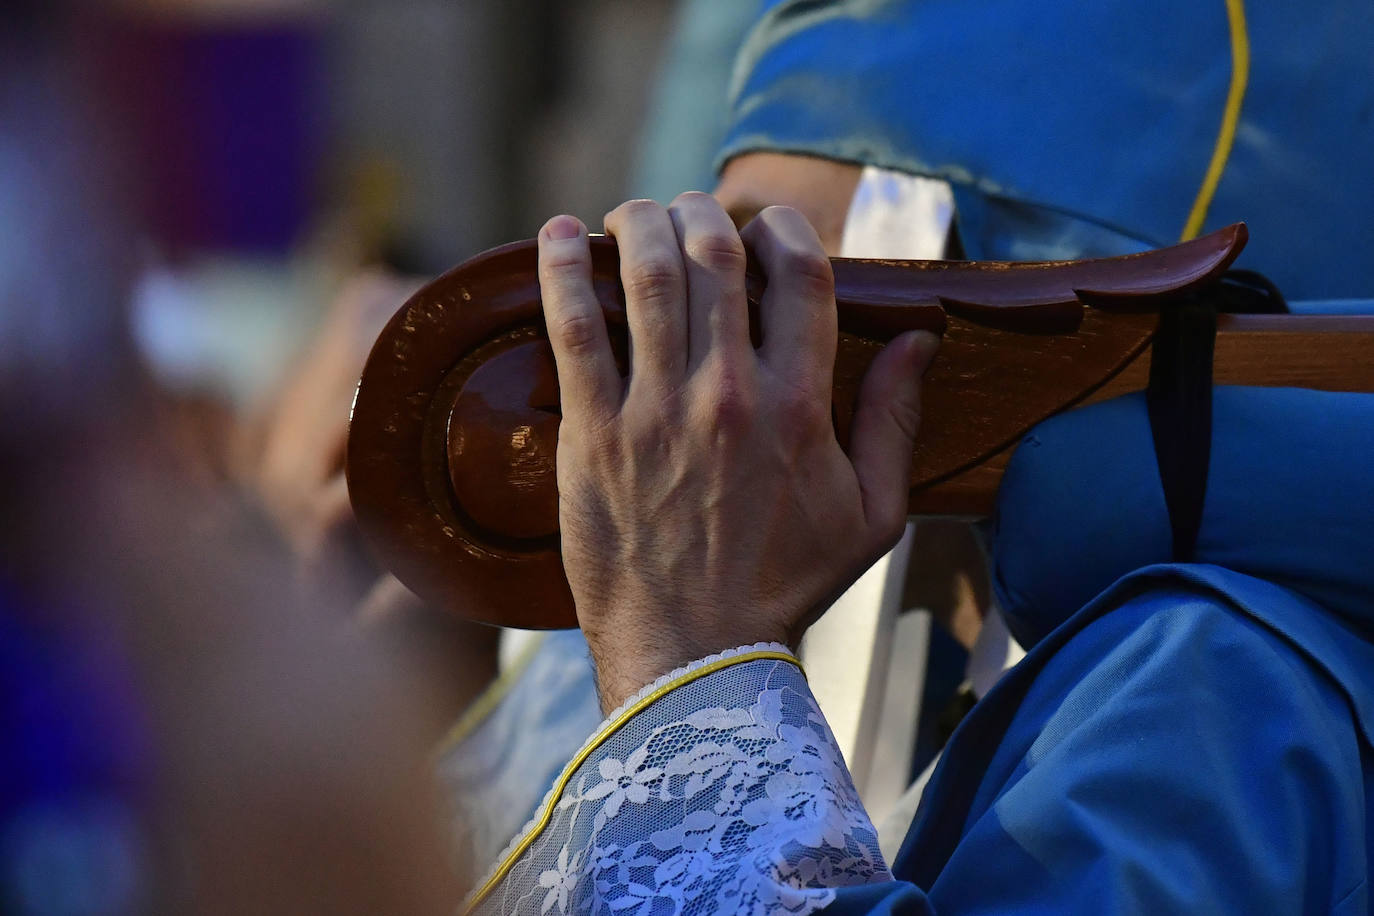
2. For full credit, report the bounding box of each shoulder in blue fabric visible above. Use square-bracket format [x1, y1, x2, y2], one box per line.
[990, 387, 1374, 736]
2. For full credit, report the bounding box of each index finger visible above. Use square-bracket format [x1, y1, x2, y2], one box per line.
[537, 215, 622, 426]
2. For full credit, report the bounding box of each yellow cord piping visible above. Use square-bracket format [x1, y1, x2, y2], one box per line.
[1181, 0, 1250, 241]
[463, 649, 803, 912]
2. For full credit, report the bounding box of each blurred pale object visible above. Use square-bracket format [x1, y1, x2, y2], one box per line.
[130, 260, 325, 407]
[799, 165, 953, 813]
[840, 167, 955, 261]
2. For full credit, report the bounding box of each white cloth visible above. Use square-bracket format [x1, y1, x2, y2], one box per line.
[464, 645, 889, 915]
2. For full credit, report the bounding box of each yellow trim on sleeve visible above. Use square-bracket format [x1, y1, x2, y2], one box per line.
[462, 648, 803, 913]
[434, 632, 548, 759]
[1181, 0, 1250, 241]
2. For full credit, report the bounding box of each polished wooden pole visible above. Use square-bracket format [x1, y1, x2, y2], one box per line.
[346, 224, 1373, 627]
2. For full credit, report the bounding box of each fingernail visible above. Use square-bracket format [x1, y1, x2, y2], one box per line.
[543, 215, 582, 241]
[910, 331, 941, 377]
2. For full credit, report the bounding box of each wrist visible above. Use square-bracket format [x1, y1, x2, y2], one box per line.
[583, 633, 704, 714]
[586, 638, 799, 715]
[582, 618, 789, 713]
[590, 655, 696, 715]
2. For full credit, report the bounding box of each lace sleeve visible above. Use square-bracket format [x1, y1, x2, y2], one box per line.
[464, 643, 892, 915]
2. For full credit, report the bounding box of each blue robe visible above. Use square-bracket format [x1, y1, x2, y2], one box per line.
[465, 387, 1373, 914]
[846, 387, 1374, 912]
[716, 19, 1374, 900]
[463, 4, 1374, 901]
[718, 0, 1374, 296]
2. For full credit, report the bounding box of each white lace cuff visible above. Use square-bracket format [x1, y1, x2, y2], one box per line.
[463, 643, 891, 914]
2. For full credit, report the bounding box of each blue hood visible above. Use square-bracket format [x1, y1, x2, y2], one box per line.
[719, 0, 1374, 297]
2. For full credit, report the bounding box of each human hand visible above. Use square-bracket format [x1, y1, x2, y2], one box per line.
[245, 270, 502, 723]
[537, 193, 939, 711]
[250, 270, 422, 570]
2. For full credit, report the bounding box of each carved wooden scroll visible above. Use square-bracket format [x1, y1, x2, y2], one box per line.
[346, 224, 1374, 628]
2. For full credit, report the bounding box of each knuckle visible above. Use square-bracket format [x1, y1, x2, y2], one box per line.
[708, 392, 753, 437]
[778, 247, 834, 295]
[696, 362, 756, 435]
[870, 506, 907, 549]
[607, 198, 662, 226]
[779, 381, 826, 426]
[687, 233, 746, 273]
[624, 413, 669, 455]
[625, 258, 682, 304]
[672, 189, 715, 206]
[884, 395, 922, 444]
[735, 214, 761, 244]
[539, 248, 588, 278]
[758, 203, 803, 223]
[550, 310, 603, 353]
[775, 382, 830, 445]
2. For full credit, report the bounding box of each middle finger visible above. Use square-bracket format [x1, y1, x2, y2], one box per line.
[668, 191, 751, 372]
[604, 199, 689, 389]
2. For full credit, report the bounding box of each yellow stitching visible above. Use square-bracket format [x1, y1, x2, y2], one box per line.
[434, 632, 548, 759]
[1181, 0, 1250, 240]
[463, 649, 802, 912]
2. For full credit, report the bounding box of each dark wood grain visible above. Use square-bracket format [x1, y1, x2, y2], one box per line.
[912, 314, 1374, 515]
[347, 225, 1283, 629]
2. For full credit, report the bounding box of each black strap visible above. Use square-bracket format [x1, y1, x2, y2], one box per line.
[1146, 301, 1216, 562]
[1215, 268, 1289, 314]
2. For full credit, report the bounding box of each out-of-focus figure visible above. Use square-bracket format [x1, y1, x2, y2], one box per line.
[1, 4, 463, 912]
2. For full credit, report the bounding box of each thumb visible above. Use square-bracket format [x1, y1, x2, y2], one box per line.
[848, 330, 940, 542]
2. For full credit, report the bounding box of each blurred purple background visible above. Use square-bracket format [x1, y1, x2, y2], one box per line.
[100, 18, 327, 255]
[20, 0, 699, 411]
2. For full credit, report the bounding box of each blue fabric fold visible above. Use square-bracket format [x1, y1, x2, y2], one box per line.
[993, 388, 1374, 661]
[720, 0, 1374, 296]
[877, 570, 1371, 913]
[857, 386, 1374, 912]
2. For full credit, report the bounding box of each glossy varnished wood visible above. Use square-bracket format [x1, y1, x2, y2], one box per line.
[349, 226, 1272, 628]
[914, 314, 1374, 516]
